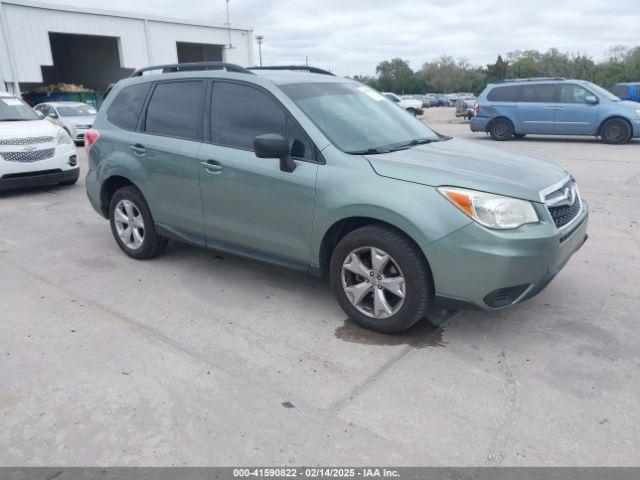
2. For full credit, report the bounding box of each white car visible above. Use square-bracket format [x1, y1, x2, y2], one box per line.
[0, 92, 79, 191]
[381, 92, 424, 115]
[33, 101, 97, 143]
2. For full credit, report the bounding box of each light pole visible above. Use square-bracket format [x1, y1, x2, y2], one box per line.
[256, 35, 264, 66]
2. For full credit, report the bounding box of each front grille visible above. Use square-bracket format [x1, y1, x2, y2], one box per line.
[0, 136, 53, 145]
[1, 148, 55, 163]
[543, 179, 581, 228]
[75, 124, 92, 129]
[548, 195, 581, 228]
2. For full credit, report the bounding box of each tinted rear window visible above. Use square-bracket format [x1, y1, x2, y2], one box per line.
[107, 83, 150, 130]
[520, 84, 558, 103]
[487, 85, 521, 102]
[145, 81, 204, 140]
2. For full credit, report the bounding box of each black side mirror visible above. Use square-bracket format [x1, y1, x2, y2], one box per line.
[253, 134, 296, 172]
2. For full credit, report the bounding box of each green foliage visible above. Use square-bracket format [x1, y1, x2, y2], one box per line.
[368, 46, 640, 95]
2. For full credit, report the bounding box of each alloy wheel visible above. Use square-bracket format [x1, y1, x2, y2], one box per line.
[114, 199, 145, 250]
[341, 246, 406, 319]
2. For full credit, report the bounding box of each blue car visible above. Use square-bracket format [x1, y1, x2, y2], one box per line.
[470, 78, 640, 144]
[610, 82, 640, 103]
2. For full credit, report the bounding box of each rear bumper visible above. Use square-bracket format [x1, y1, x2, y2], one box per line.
[0, 166, 79, 191]
[429, 201, 589, 310]
[470, 116, 490, 132]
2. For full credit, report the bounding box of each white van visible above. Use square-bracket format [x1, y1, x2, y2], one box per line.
[0, 91, 79, 191]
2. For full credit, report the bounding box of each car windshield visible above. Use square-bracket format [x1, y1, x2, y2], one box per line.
[584, 82, 620, 101]
[280, 82, 441, 153]
[56, 104, 97, 116]
[0, 97, 40, 121]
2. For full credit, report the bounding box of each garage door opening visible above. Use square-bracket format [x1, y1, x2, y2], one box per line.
[41, 32, 133, 91]
[177, 42, 224, 63]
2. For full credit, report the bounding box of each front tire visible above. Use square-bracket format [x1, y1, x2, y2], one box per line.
[109, 186, 168, 260]
[329, 225, 433, 333]
[489, 118, 514, 141]
[600, 119, 631, 144]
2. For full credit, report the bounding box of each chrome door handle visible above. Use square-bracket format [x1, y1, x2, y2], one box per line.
[129, 144, 146, 156]
[200, 160, 223, 174]
[545, 106, 556, 110]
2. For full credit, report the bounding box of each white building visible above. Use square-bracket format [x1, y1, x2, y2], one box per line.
[0, 0, 254, 94]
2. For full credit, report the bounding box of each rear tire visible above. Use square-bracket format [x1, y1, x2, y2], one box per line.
[489, 118, 514, 141]
[600, 119, 631, 144]
[108, 186, 168, 260]
[329, 225, 433, 334]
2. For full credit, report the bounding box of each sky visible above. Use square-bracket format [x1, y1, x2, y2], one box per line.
[37, 0, 640, 76]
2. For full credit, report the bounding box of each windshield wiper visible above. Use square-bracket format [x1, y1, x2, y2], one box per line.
[394, 138, 435, 149]
[346, 147, 394, 155]
[1, 118, 34, 122]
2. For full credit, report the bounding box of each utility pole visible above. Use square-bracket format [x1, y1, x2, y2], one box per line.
[256, 35, 264, 66]
[224, 0, 233, 50]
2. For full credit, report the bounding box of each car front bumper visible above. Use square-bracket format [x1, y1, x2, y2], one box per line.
[426, 201, 589, 310]
[0, 144, 79, 191]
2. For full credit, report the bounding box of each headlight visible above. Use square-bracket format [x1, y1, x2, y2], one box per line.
[438, 187, 539, 230]
[636, 109, 640, 117]
[57, 128, 72, 145]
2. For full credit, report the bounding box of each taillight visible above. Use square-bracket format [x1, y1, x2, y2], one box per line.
[85, 128, 100, 151]
[473, 102, 480, 115]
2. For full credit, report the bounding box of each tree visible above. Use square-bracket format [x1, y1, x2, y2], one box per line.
[486, 55, 508, 83]
[375, 58, 415, 93]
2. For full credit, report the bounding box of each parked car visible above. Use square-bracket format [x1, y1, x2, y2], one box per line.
[435, 94, 451, 107]
[425, 94, 440, 107]
[0, 92, 78, 191]
[455, 98, 477, 119]
[86, 62, 588, 333]
[471, 78, 640, 144]
[381, 92, 424, 115]
[609, 82, 640, 103]
[34, 101, 97, 143]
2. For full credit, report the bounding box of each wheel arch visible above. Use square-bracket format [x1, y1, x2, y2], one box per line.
[317, 216, 433, 284]
[99, 175, 140, 217]
[486, 115, 515, 132]
[596, 115, 633, 136]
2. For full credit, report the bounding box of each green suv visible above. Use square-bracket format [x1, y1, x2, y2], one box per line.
[85, 63, 588, 333]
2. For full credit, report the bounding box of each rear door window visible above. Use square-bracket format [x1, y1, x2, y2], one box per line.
[487, 85, 521, 102]
[144, 81, 204, 140]
[107, 83, 150, 130]
[211, 82, 286, 150]
[519, 84, 558, 103]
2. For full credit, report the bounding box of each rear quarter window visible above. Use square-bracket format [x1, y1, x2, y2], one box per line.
[107, 83, 151, 130]
[487, 85, 521, 102]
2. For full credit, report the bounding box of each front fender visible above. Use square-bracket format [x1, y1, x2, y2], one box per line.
[310, 147, 471, 268]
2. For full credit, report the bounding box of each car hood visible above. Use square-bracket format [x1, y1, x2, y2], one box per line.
[400, 99, 423, 109]
[364, 138, 569, 202]
[619, 100, 640, 108]
[0, 119, 59, 138]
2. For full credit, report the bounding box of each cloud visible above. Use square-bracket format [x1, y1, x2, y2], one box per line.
[37, 0, 640, 75]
